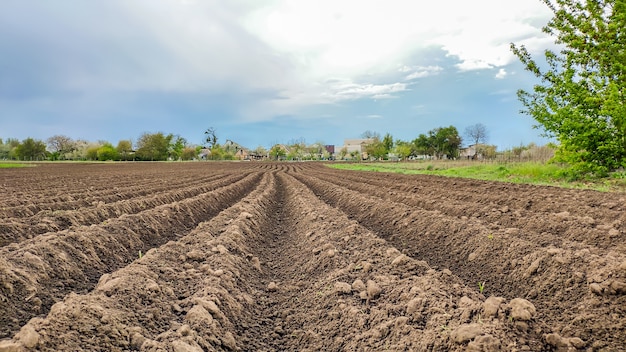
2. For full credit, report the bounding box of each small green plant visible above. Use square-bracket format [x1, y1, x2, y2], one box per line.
[478, 281, 485, 294]
[138, 250, 143, 259]
[487, 233, 494, 240]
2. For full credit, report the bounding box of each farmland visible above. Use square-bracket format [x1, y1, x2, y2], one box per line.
[0, 162, 625, 351]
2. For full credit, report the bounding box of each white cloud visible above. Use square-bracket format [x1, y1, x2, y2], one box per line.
[495, 68, 508, 79]
[244, 0, 552, 74]
[1, 0, 554, 125]
[403, 66, 444, 80]
[325, 81, 408, 101]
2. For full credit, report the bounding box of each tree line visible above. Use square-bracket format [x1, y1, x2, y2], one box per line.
[0, 133, 199, 161]
[0, 124, 494, 162]
[337, 124, 492, 161]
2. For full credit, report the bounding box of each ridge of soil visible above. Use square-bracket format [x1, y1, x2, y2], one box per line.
[1, 162, 625, 350]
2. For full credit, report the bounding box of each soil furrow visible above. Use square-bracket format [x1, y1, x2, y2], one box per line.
[304, 165, 625, 220]
[0, 171, 262, 339]
[308, 168, 624, 252]
[0, 172, 251, 246]
[0, 173, 225, 219]
[293, 169, 626, 350]
[0, 171, 277, 351]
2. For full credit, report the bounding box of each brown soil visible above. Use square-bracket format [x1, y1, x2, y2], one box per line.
[0, 162, 624, 351]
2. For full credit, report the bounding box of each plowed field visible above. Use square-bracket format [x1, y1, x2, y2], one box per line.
[0, 162, 624, 351]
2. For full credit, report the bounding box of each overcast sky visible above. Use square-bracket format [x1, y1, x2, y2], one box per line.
[0, 0, 555, 150]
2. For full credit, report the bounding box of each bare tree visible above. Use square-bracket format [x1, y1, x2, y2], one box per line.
[204, 127, 218, 148]
[361, 130, 380, 140]
[464, 123, 488, 158]
[46, 135, 75, 159]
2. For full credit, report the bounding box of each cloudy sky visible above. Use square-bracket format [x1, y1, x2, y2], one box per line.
[1, 0, 556, 150]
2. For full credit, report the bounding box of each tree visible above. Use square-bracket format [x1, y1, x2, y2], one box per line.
[412, 126, 462, 159]
[97, 143, 118, 161]
[46, 135, 75, 160]
[365, 141, 387, 160]
[286, 139, 306, 161]
[361, 130, 381, 140]
[14, 138, 47, 160]
[116, 140, 133, 161]
[170, 136, 187, 160]
[204, 127, 218, 148]
[481, 145, 498, 160]
[136, 132, 173, 161]
[382, 133, 394, 154]
[209, 145, 227, 160]
[86, 145, 100, 160]
[269, 145, 286, 160]
[0, 138, 17, 159]
[338, 147, 348, 160]
[511, 0, 626, 176]
[394, 141, 412, 160]
[181, 147, 199, 161]
[412, 134, 431, 156]
[464, 123, 488, 158]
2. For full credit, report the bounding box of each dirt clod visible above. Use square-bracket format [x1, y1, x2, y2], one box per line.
[334, 282, 352, 294]
[467, 334, 501, 351]
[366, 280, 382, 300]
[451, 323, 482, 343]
[267, 282, 278, 292]
[508, 298, 536, 321]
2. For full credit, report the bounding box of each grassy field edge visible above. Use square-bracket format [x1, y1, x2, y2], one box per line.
[328, 161, 626, 192]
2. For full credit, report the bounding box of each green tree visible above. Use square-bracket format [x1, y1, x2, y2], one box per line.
[269, 145, 286, 160]
[286, 139, 305, 161]
[393, 141, 412, 160]
[511, 0, 626, 176]
[0, 139, 11, 159]
[86, 145, 100, 160]
[170, 136, 187, 160]
[412, 134, 432, 156]
[97, 143, 118, 161]
[382, 133, 394, 154]
[365, 140, 387, 160]
[181, 147, 198, 160]
[136, 132, 173, 161]
[14, 138, 47, 160]
[412, 126, 461, 159]
[116, 140, 133, 161]
[338, 147, 348, 160]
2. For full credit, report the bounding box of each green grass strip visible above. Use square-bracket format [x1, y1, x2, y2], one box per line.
[328, 161, 626, 192]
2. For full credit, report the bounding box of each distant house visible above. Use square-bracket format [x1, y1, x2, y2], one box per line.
[223, 140, 249, 160]
[460, 144, 486, 160]
[198, 148, 211, 160]
[341, 138, 375, 159]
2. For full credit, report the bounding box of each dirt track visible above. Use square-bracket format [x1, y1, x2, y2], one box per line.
[1, 162, 625, 351]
